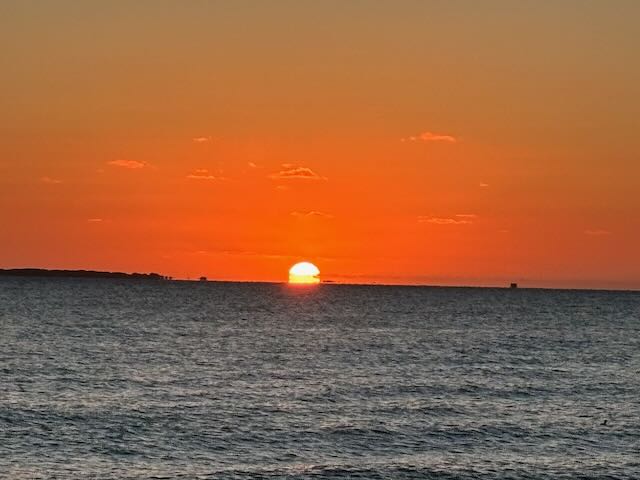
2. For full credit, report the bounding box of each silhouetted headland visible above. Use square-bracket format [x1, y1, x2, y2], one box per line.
[0, 268, 170, 280]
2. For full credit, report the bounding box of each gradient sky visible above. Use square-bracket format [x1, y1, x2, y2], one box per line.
[1, 1, 639, 289]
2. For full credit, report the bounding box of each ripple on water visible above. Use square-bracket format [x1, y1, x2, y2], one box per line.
[1, 279, 639, 479]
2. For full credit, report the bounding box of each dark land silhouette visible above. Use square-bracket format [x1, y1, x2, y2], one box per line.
[0, 268, 170, 280]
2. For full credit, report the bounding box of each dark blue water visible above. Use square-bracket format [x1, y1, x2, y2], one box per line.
[1, 278, 639, 479]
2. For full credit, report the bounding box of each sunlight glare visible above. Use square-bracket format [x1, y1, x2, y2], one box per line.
[288, 262, 320, 284]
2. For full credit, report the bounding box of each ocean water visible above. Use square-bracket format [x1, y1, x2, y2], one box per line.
[1, 278, 639, 479]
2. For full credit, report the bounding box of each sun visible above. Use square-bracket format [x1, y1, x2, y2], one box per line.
[288, 261, 320, 284]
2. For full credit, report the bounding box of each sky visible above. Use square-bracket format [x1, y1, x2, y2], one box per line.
[1, 1, 639, 289]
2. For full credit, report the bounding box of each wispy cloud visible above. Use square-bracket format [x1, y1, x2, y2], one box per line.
[40, 176, 62, 184]
[402, 131, 457, 143]
[584, 229, 611, 236]
[479, 182, 489, 188]
[87, 218, 103, 223]
[248, 162, 258, 168]
[418, 214, 477, 225]
[186, 168, 226, 181]
[108, 160, 147, 169]
[269, 165, 326, 180]
[291, 210, 334, 219]
[192, 136, 212, 143]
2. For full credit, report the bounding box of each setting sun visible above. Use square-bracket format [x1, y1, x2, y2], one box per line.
[288, 262, 320, 284]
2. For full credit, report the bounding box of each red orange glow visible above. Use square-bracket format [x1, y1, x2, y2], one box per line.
[1, 3, 639, 290]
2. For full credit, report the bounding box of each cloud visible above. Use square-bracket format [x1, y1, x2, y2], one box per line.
[87, 218, 103, 223]
[40, 176, 62, 184]
[402, 131, 457, 143]
[108, 160, 147, 169]
[269, 165, 326, 180]
[479, 182, 489, 187]
[186, 168, 226, 181]
[584, 229, 611, 236]
[291, 210, 334, 219]
[420, 218, 472, 225]
[248, 162, 258, 168]
[419, 131, 457, 142]
[418, 214, 477, 225]
[192, 136, 212, 143]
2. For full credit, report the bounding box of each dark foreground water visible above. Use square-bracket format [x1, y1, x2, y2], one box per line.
[1, 278, 639, 479]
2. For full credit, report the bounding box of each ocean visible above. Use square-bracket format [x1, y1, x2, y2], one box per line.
[1, 278, 639, 479]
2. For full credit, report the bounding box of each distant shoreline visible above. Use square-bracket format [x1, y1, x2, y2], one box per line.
[0, 269, 637, 293]
[0, 268, 171, 281]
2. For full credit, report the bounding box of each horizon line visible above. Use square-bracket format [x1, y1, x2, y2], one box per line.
[1, 267, 638, 294]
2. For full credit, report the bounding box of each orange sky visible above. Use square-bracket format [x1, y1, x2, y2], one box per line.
[1, 1, 639, 289]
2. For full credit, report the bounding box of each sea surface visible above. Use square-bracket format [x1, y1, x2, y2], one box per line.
[1, 278, 639, 479]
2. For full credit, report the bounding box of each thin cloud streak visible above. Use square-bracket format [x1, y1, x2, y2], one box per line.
[418, 214, 477, 225]
[186, 169, 226, 181]
[269, 165, 326, 180]
[291, 211, 334, 219]
[585, 229, 612, 236]
[40, 176, 62, 184]
[402, 131, 457, 143]
[108, 160, 147, 169]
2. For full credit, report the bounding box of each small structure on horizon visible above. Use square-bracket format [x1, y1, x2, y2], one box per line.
[199, 276, 208, 282]
[510, 282, 518, 289]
